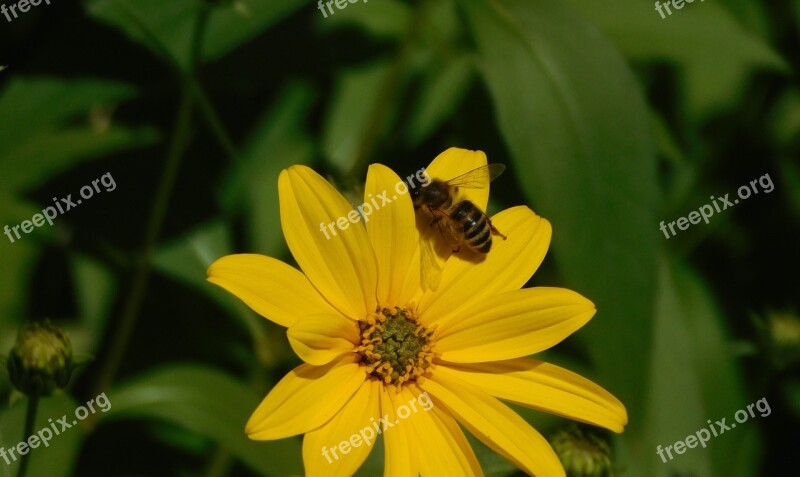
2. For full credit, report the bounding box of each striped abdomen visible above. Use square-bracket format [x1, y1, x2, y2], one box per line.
[450, 200, 492, 253]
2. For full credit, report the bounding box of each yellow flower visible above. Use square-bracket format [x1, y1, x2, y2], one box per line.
[207, 148, 627, 476]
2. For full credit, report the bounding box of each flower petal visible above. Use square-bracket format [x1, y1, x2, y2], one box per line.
[302, 379, 381, 477]
[418, 206, 551, 329]
[246, 355, 365, 440]
[287, 313, 359, 366]
[424, 147, 490, 210]
[435, 287, 595, 362]
[403, 384, 484, 477]
[440, 359, 628, 433]
[420, 371, 565, 477]
[279, 165, 378, 318]
[207, 254, 339, 328]
[365, 164, 420, 305]
[381, 385, 419, 477]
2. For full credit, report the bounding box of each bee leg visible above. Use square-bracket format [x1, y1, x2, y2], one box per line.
[489, 222, 508, 240]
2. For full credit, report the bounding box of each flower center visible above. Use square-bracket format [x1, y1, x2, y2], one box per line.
[357, 306, 434, 387]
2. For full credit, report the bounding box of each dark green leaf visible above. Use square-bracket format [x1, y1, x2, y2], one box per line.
[1, 126, 159, 193]
[318, 0, 410, 38]
[460, 0, 659, 432]
[563, 0, 787, 116]
[221, 83, 316, 256]
[85, 0, 308, 70]
[102, 365, 303, 476]
[406, 55, 475, 147]
[322, 61, 394, 175]
[69, 254, 118, 355]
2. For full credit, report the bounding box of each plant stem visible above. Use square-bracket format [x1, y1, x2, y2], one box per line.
[17, 397, 38, 477]
[89, 86, 194, 404]
[89, 5, 209, 409]
[190, 78, 240, 164]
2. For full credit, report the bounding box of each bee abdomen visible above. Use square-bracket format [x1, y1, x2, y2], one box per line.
[452, 201, 492, 253]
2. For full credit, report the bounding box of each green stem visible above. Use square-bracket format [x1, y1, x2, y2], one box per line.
[89, 86, 194, 403]
[89, 5, 209, 409]
[17, 397, 38, 477]
[189, 79, 240, 164]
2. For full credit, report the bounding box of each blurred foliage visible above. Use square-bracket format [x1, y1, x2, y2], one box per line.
[0, 0, 798, 475]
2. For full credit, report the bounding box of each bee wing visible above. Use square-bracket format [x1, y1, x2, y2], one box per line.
[417, 209, 457, 291]
[419, 232, 446, 291]
[443, 163, 506, 190]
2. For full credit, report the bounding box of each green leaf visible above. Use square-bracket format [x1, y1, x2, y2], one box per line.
[644, 260, 714, 477]
[102, 365, 303, 476]
[153, 220, 292, 370]
[153, 221, 254, 331]
[460, 0, 658, 431]
[318, 0, 410, 39]
[68, 254, 118, 355]
[0, 77, 157, 193]
[669, 261, 759, 477]
[221, 83, 317, 256]
[153, 220, 233, 292]
[405, 55, 475, 147]
[0, 77, 136, 144]
[85, 0, 308, 70]
[0, 395, 84, 477]
[1, 126, 159, 193]
[202, 0, 309, 61]
[0, 196, 43, 327]
[85, 0, 199, 70]
[322, 60, 395, 175]
[563, 0, 788, 116]
[644, 259, 760, 477]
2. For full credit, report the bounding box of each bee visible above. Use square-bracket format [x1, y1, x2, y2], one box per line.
[410, 163, 507, 289]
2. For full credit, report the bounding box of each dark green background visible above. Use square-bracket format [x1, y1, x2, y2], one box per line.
[1, 0, 798, 476]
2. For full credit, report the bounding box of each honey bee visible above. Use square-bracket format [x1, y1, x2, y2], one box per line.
[410, 164, 507, 289]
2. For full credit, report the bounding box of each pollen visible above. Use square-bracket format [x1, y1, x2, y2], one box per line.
[357, 306, 435, 387]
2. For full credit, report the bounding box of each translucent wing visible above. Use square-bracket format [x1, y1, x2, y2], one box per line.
[419, 232, 445, 291]
[443, 163, 506, 190]
[417, 208, 458, 291]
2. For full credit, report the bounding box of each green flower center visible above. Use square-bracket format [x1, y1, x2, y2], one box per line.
[357, 307, 434, 387]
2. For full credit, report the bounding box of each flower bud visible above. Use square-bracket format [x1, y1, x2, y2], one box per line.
[6, 321, 73, 397]
[754, 310, 800, 369]
[549, 425, 614, 477]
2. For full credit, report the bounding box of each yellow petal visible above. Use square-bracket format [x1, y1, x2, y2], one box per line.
[435, 287, 595, 362]
[402, 384, 484, 477]
[303, 379, 381, 477]
[364, 164, 420, 305]
[207, 254, 339, 328]
[439, 360, 628, 433]
[424, 147, 490, 210]
[246, 355, 365, 440]
[418, 206, 551, 329]
[421, 371, 565, 477]
[381, 385, 419, 477]
[279, 165, 378, 319]
[287, 314, 359, 366]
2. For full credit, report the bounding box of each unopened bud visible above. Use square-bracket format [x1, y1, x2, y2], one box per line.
[7, 321, 73, 396]
[549, 425, 613, 477]
[755, 310, 800, 369]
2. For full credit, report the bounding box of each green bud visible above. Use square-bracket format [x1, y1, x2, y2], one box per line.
[550, 425, 614, 477]
[754, 310, 800, 369]
[6, 321, 73, 397]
